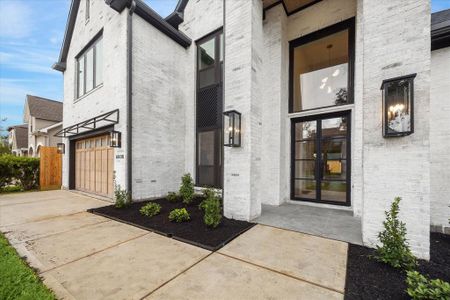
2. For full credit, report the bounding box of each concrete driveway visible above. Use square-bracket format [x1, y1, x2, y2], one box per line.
[0, 190, 348, 300]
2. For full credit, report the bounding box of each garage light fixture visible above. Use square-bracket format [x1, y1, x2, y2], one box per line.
[57, 143, 65, 154]
[223, 110, 241, 147]
[381, 74, 416, 137]
[110, 131, 122, 148]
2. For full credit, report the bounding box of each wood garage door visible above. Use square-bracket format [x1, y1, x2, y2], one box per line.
[75, 135, 114, 198]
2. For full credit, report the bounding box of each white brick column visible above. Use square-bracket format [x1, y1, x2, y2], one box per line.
[260, 5, 289, 206]
[358, 0, 431, 259]
[223, 0, 264, 221]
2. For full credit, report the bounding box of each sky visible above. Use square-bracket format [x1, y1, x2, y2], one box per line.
[0, 0, 449, 134]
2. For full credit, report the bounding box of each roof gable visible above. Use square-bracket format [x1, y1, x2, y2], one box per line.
[26, 95, 63, 122]
[53, 0, 191, 72]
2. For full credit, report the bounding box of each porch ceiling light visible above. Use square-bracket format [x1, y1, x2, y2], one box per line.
[223, 110, 241, 147]
[381, 74, 416, 137]
[57, 143, 65, 154]
[110, 131, 122, 148]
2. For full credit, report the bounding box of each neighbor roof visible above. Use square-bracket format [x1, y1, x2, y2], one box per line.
[53, 0, 191, 72]
[26, 95, 63, 122]
[8, 125, 28, 149]
[431, 9, 450, 50]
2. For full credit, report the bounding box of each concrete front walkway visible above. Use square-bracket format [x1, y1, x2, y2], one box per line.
[0, 191, 348, 299]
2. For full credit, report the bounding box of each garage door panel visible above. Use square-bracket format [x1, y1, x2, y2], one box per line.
[75, 135, 113, 198]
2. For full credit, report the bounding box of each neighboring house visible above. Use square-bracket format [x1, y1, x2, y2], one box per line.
[53, 0, 450, 259]
[23, 95, 63, 157]
[7, 124, 28, 156]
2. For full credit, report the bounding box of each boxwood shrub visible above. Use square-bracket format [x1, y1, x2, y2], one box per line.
[139, 202, 161, 217]
[168, 208, 190, 223]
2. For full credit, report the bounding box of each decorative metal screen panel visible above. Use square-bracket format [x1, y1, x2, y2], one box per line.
[197, 83, 223, 129]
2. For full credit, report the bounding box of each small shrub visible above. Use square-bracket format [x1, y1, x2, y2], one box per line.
[0, 185, 23, 193]
[168, 208, 190, 223]
[139, 202, 161, 217]
[179, 173, 194, 204]
[166, 192, 179, 203]
[198, 188, 222, 228]
[406, 271, 450, 300]
[114, 183, 131, 209]
[375, 197, 417, 270]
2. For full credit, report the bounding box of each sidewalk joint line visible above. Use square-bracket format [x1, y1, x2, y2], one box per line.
[40, 232, 150, 274]
[139, 252, 214, 300]
[217, 252, 344, 295]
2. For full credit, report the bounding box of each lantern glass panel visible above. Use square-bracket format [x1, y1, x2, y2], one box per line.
[57, 143, 65, 154]
[383, 77, 414, 136]
[234, 114, 241, 146]
[110, 131, 121, 148]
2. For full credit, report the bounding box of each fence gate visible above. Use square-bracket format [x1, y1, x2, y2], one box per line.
[40, 146, 62, 191]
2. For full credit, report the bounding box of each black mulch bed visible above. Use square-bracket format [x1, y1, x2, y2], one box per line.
[345, 233, 450, 300]
[88, 196, 255, 251]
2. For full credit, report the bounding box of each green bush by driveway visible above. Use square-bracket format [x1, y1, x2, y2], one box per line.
[0, 233, 55, 300]
[0, 155, 40, 191]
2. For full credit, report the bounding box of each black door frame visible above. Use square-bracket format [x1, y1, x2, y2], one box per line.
[195, 28, 223, 188]
[290, 110, 351, 206]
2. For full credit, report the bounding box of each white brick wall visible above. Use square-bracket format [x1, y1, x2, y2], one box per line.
[223, 0, 263, 221]
[62, 0, 128, 190]
[359, 0, 431, 259]
[430, 47, 450, 233]
[260, 6, 288, 206]
[131, 14, 190, 200]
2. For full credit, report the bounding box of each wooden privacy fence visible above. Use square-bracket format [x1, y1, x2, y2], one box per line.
[40, 146, 62, 191]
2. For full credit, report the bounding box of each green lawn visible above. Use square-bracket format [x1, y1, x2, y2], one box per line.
[0, 233, 55, 300]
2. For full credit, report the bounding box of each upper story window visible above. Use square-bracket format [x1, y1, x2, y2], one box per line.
[197, 32, 223, 89]
[76, 35, 103, 99]
[85, 0, 90, 21]
[290, 19, 355, 113]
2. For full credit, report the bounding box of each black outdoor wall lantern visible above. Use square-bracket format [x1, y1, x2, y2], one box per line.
[57, 143, 65, 154]
[109, 131, 122, 148]
[381, 74, 416, 137]
[223, 110, 241, 147]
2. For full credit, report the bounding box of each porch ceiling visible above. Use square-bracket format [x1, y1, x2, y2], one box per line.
[263, 0, 322, 16]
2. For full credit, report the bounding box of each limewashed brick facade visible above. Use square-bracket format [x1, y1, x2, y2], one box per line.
[59, 0, 446, 259]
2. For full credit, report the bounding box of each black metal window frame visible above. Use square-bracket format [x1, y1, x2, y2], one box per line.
[75, 30, 103, 99]
[195, 28, 224, 189]
[290, 110, 352, 206]
[288, 17, 356, 113]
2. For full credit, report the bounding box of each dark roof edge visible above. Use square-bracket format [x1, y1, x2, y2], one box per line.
[52, 0, 81, 72]
[431, 25, 450, 51]
[53, 0, 191, 73]
[165, 0, 189, 29]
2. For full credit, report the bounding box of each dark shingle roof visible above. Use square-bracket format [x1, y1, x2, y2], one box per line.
[431, 9, 450, 51]
[8, 124, 28, 149]
[432, 9, 450, 29]
[26, 95, 63, 122]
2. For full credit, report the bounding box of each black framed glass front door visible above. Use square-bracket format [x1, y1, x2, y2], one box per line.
[291, 111, 351, 205]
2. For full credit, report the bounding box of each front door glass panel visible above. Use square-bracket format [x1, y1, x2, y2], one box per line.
[292, 112, 350, 205]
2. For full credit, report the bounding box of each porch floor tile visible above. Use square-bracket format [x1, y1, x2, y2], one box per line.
[254, 203, 363, 245]
[218, 224, 348, 293]
[145, 252, 343, 300]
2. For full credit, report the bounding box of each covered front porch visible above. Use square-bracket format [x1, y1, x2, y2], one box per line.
[254, 203, 363, 245]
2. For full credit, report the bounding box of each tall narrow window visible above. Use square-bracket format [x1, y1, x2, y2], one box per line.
[196, 30, 223, 188]
[85, 0, 90, 21]
[290, 19, 355, 112]
[76, 35, 103, 98]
